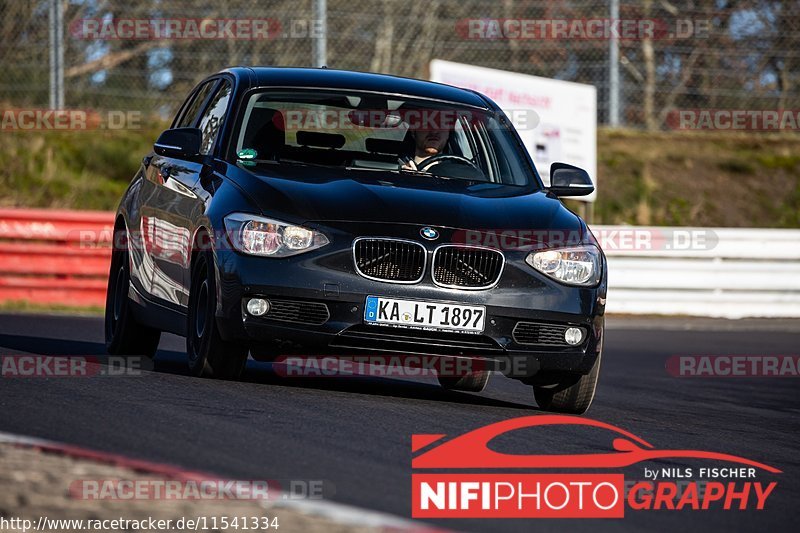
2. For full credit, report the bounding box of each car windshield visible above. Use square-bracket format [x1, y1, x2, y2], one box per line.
[233, 89, 537, 187]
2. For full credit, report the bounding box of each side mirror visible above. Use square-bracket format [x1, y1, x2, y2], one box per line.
[548, 162, 594, 197]
[154, 128, 202, 159]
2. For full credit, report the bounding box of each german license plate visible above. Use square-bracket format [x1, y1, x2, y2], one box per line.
[364, 296, 486, 333]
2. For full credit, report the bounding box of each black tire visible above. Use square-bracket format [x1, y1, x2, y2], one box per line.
[437, 371, 491, 392]
[186, 249, 249, 380]
[105, 232, 161, 357]
[533, 354, 601, 414]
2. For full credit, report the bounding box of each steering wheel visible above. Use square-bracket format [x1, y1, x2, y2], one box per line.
[417, 154, 480, 173]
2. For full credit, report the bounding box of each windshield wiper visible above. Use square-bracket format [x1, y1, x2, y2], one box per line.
[277, 159, 345, 169]
[396, 168, 433, 177]
[397, 169, 463, 181]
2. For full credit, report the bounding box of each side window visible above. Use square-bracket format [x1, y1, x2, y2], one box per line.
[175, 81, 216, 128]
[485, 116, 530, 186]
[197, 81, 232, 155]
[453, 118, 474, 160]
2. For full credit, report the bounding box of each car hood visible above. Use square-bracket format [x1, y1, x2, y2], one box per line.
[226, 163, 583, 233]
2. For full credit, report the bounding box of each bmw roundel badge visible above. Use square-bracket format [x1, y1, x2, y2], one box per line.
[420, 227, 439, 240]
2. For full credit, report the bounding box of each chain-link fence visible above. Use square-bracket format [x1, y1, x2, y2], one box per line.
[1, 0, 798, 129]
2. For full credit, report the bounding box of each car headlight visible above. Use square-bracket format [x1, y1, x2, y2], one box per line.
[224, 213, 329, 257]
[525, 245, 601, 286]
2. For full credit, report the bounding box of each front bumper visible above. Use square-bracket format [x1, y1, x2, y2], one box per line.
[213, 224, 606, 379]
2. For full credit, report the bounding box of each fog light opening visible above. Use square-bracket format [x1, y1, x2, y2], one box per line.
[246, 298, 270, 317]
[564, 327, 583, 346]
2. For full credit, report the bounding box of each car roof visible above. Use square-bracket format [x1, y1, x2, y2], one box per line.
[222, 66, 490, 108]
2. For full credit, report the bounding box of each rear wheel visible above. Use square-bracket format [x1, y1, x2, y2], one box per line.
[104, 230, 160, 357]
[437, 371, 491, 392]
[186, 249, 249, 380]
[532, 354, 601, 414]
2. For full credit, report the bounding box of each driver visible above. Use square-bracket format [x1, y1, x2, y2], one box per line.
[399, 126, 451, 171]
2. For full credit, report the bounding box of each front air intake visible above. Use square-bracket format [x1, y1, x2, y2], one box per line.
[512, 322, 583, 346]
[264, 299, 330, 325]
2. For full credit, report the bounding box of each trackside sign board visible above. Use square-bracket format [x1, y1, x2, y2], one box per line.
[430, 59, 597, 202]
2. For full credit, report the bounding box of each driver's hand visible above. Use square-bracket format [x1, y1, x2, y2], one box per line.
[401, 159, 418, 171]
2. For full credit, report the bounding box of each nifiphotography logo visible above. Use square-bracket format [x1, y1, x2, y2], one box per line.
[411, 416, 780, 518]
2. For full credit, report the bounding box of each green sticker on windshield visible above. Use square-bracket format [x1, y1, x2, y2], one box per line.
[237, 148, 258, 160]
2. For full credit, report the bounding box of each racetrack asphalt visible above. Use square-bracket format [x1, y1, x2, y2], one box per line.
[0, 312, 797, 532]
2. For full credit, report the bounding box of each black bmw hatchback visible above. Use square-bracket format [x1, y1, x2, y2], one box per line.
[105, 67, 606, 414]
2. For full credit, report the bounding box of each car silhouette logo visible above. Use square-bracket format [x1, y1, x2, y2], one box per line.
[420, 227, 439, 240]
[411, 415, 781, 472]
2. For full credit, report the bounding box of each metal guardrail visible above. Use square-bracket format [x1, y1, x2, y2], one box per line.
[0, 209, 797, 318]
[593, 226, 800, 318]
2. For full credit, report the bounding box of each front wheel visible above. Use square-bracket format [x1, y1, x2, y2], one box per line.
[532, 354, 601, 414]
[104, 233, 160, 357]
[186, 249, 249, 380]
